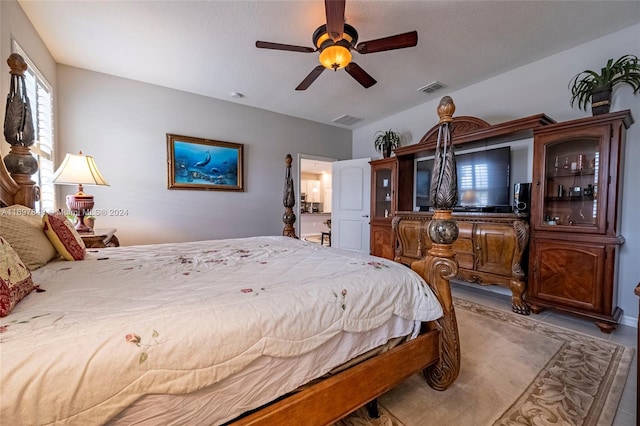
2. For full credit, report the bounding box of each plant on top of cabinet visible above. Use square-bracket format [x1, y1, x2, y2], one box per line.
[374, 129, 402, 158]
[569, 54, 640, 115]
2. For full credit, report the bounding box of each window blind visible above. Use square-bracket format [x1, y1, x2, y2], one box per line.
[12, 41, 55, 213]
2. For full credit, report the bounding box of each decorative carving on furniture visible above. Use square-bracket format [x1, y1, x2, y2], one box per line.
[413, 251, 460, 390]
[428, 98, 459, 210]
[3, 54, 38, 208]
[511, 220, 529, 279]
[407, 96, 460, 390]
[394, 113, 555, 158]
[282, 153, 298, 238]
[419, 116, 491, 146]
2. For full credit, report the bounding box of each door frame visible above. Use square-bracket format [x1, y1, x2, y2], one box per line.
[296, 153, 336, 238]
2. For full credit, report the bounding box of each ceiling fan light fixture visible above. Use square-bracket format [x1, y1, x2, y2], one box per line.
[319, 44, 352, 70]
[312, 23, 358, 70]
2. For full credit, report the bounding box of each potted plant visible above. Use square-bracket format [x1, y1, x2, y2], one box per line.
[374, 130, 401, 158]
[569, 54, 640, 115]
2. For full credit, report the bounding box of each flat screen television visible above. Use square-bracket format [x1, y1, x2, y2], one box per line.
[415, 146, 511, 212]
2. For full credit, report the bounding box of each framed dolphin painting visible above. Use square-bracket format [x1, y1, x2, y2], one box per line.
[167, 134, 244, 191]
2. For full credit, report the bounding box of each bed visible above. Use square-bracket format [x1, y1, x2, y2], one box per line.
[0, 55, 461, 425]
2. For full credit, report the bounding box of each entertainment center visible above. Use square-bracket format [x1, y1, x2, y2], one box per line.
[371, 110, 634, 328]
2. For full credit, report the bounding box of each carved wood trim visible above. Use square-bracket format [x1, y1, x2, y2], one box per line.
[394, 113, 555, 157]
[282, 154, 298, 238]
[511, 220, 530, 279]
[0, 161, 20, 207]
[1, 54, 37, 209]
[411, 252, 461, 390]
[419, 115, 491, 146]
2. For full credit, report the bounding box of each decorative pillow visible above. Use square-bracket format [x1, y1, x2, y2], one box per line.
[0, 236, 35, 317]
[43, 213, 86, 261]
[0, 205, 58, 270]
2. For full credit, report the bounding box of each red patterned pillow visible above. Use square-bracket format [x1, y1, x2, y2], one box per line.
[0, 236, 35, 317]
[43, 213, 86, 261]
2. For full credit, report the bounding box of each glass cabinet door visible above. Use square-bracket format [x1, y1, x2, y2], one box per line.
[539, 134, 605, 232]
[371, 159, 396, 220]
[374, 168, 392, 219]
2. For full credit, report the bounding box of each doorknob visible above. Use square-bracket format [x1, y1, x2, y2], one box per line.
[362, 214, 369, 218]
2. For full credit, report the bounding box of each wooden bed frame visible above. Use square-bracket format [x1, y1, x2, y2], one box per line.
[1, 54, 461, 425]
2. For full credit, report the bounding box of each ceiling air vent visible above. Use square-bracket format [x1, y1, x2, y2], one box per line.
[332, 114, 364, 126]
[417, 81, 447, 94]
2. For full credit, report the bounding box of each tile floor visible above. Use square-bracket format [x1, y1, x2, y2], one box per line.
[450, 282, 637, 426]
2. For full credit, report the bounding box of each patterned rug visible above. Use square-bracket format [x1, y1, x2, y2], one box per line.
[337, 297, 633, 426]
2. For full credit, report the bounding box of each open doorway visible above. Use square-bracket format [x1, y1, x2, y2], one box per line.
[297, 154, 335, 244]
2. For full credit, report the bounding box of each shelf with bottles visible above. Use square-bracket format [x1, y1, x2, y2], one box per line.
[545, 182, 598, 200]
[546, 169, 595, 178]
[546, 148, 599, 179]
[544, 195, 595, 202]
[542, 205, 595, 227]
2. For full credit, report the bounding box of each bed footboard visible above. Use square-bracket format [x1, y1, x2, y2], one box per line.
[231, 329, 441, 426]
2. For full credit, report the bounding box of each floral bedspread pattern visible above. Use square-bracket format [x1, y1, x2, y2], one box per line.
[0, 236, 442, 425]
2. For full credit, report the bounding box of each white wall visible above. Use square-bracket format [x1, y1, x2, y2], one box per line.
[56, 66, 352, 245]
[353, 24, 640, 325]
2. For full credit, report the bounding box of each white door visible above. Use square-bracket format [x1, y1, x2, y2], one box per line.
[331, 158, 371, 254]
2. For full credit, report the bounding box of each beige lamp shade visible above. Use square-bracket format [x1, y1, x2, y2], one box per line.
[52, 152, 110, 188]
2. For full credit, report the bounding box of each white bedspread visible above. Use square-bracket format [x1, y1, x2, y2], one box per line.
[0, 236, 442, 425]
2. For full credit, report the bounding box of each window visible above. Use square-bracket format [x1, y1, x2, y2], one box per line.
[12, 41, 55, 213]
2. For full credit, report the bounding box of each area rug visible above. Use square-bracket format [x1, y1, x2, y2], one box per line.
[337, 297, 633, 426]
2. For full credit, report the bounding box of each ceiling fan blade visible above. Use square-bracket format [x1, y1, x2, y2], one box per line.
[355, 31, 418, 54]
[296, 66, 326, 91]
[256, 41, 316, 53]
[345, 62, 376, 88]
[325, 0, 345, 41]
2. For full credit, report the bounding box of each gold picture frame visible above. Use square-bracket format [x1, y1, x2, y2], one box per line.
[167, 134, 244, 191]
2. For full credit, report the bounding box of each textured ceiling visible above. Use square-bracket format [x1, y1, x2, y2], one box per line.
[18, 1, 640, 129]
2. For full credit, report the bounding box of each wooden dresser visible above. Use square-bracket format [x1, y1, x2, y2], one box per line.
[394, 211, 530, 314]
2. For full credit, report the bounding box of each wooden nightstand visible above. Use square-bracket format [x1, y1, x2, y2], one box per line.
[80, 228, 119, 248]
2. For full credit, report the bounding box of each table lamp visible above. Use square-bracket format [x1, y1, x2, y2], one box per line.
[52, 151, 109, 233]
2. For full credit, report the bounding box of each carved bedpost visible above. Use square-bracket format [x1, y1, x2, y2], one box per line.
[282, 154, 298, 238]
[3, 54, 38, 208]
[410, 96, 461, 390]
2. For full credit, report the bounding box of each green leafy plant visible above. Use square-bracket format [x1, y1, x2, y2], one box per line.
[373, 130, 401, 157]
[569, 54, 640, 111]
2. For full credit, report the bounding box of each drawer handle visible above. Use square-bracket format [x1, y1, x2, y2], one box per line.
[476, 245, 481, 250]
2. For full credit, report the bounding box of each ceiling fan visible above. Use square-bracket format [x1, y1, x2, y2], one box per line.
[255, 0, 418, 90]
